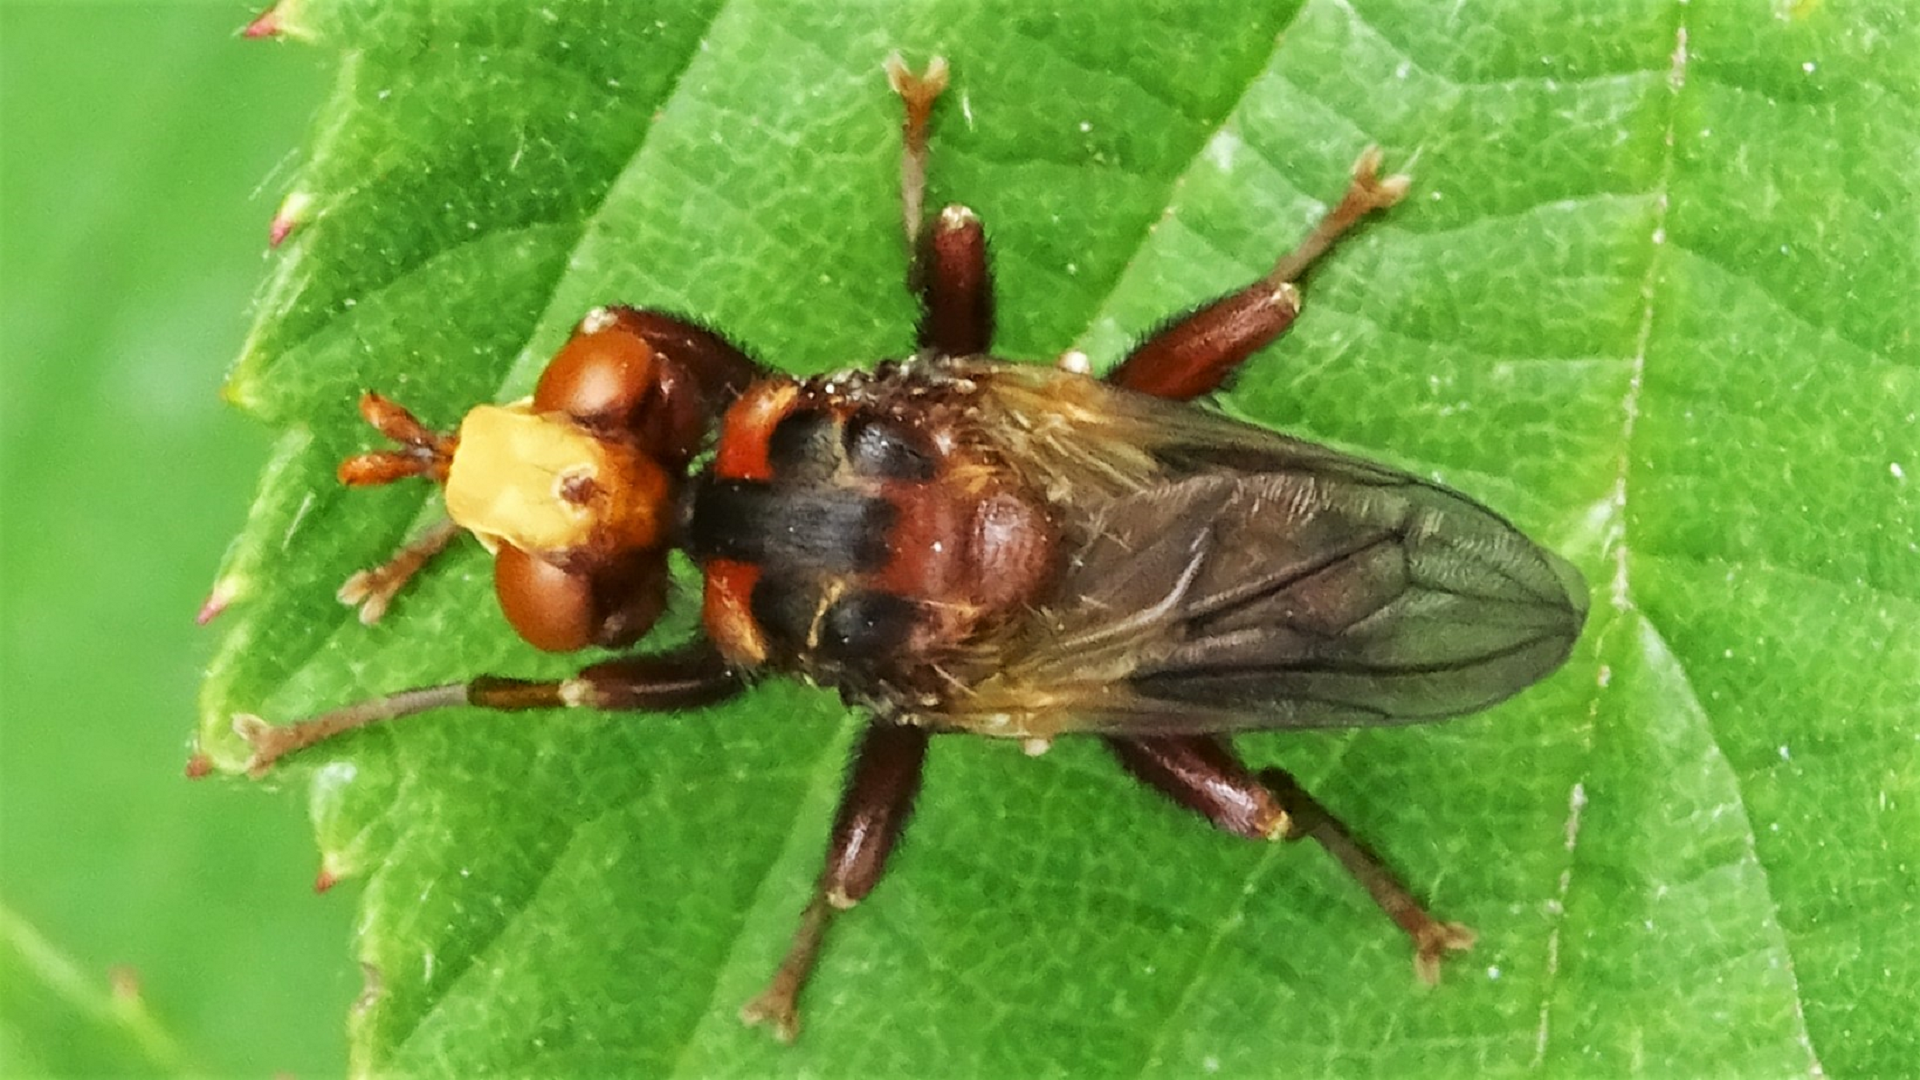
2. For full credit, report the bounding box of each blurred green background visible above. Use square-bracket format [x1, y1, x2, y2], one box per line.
[3, 3, 352, 1074]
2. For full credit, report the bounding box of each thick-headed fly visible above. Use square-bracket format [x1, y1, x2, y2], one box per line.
[229, 56, 1589, 1041]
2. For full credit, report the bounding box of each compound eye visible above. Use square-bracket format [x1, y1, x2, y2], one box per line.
[534, 308, 657, 429]
[493, 544, 671, 653]
[535, 307, 708, 464]
[494, 544, 597, 652]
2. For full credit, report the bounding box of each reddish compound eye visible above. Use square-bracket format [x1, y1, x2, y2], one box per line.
[535, 309, 658, 427]
[494, 544, 595, 652]
[533, 307, 709, 464]
[493, 543, 669, 653]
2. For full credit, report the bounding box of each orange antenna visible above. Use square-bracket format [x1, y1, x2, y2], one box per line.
[337, 392, 456, 486]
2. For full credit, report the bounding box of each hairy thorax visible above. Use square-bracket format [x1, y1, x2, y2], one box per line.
[684, 357, 1062, 713]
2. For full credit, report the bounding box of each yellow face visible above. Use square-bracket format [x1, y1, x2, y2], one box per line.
[444, 402, 667, 557]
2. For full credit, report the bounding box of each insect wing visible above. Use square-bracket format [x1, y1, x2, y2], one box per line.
[960, 369, 1589, 736]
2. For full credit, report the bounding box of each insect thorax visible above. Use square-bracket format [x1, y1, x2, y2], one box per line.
[684, 358, 1063, 714]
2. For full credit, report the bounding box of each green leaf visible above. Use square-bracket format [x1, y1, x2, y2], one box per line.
[199, 0, 1918, 1075]
[1, 906, 193, 1077]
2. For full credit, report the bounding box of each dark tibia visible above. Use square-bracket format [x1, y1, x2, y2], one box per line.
[821, 724, 930, 906]
[1108, 284, 1303, 401]
[1109, 148, 1409, 400]
[1106, 733, 1290, 839]
[915, 205, 995, 357]
[741, 722, 931, 1042]
[571, 642, 744, 710]
[1109, 734, 1472, 981]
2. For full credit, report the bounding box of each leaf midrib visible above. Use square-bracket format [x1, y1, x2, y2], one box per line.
[1541, 2, 1827, 1073]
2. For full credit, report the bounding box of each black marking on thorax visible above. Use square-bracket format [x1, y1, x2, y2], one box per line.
[689, 400, 949, 685]
[686, 402, 941, 574]
[686, 478, 896, 573]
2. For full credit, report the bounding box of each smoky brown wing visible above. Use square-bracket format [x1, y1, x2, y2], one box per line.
[982, 464, 1588, 736]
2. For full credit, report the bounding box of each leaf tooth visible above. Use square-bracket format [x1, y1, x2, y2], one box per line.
[195, 574, 242, 625]
[268, 190, 315, 248]
[239, 1, 317, 44]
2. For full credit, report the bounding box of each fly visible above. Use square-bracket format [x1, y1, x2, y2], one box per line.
[221, 55, 1588, 1042]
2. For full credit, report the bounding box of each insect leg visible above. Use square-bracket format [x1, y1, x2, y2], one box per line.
[1106, 733, 1292, 839]
[337, 516, 462, 624]
[1255, 764, 1475, 984]
[228, 642, 742, 778]
[741, 722, 930, 1043]
[883, 53, 949, 252]
[884, 53, 994, 357]
[1108, 148, 1410, 400]
[1109, 734, 1473, 982]
[914, 205, 995, 357]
